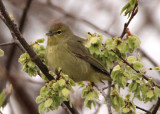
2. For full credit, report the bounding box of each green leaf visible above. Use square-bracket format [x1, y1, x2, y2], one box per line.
[113, 96, 118, 105]
[40, 86, 47, 95]
[128, 35, 141, 53]
[125, 94, 131, 99]
[52, 83, 59, 91]
[39, 103, 45, 114]
[82, 87, 90, 98]
[0, 91, 5, 106]
[146, 90, 154, 98]
[62, 88, 69, 97]
[84, 100, 93, 109]
[86, 91, 99, 100]
[0, 49, 4, 56]
[122, 107, 130, 113]
[133, 61, 144, 70]
[37, 38, 45, 43]
[106, 39, 115, 50]
[90, 37, 98, 44]
[18, 53, 30, 63]
[117, 42, 128, 54]
[155, 67, 160, 71]
[121, 3, 130, 15]
[155, 87, 160, 97]
[113, 65, 120, 71]
[57, 79, 65, 87]
[77, 82, 85, 88]
[44, 98, 53, 108]
[36, 96, 44, 103]
[127, 56, 136, 63]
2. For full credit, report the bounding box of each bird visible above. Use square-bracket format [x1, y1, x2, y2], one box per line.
[45, 23, 111, 83]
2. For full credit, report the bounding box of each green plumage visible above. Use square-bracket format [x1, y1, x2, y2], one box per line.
[45, 23, 111, 83]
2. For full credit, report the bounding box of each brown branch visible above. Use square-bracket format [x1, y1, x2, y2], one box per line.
[93, 83, 106, 99]
[106, 81, 112, 114]
[0, 41, 25, 52]
[136, 105, 151, 114]
[0, 1, 79, 113]
[5, 0, 32, 71]
[19, 0, 32, 32]
[93, 83, 112, 114]
[0, 42, 15, 46]
[152, 98, 160, 114]
[0, 0, 54, 81]
[120, 3, 138, 38]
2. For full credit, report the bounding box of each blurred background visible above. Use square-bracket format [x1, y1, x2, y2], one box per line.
[0, 0, 160, 114]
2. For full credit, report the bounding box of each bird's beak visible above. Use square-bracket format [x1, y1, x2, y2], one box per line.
[46, 31, 53, 36]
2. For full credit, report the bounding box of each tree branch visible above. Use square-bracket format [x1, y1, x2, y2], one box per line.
[19, 0, 32, 32]
[0, 42, 15, 46]
[5, 0, 32, 71]
[93, 83, 112, 114]
[106, 81, 112, 114]
[152, 98, 160, 114]
[120, 3, 138, 38]
[0, 1, 78, 113]
[111, 49, 160, 88]
[136, 105, 151, 114]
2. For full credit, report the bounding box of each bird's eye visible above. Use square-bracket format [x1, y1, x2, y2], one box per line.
[56, 30, 62, 34]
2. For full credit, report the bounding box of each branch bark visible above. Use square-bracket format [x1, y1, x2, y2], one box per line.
[120, 3, 138, 38]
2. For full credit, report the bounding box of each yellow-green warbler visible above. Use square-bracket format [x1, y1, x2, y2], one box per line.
[45, 23, 111, 83]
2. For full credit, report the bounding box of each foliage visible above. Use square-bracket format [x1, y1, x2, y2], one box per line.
[18, 38, 46, 76]
[0, 49, 4, 56]
[0, 91, 5, 108]
[81, 83, 99, 109]
[36, 69, 75, 114]
[121, 0, 137, 17]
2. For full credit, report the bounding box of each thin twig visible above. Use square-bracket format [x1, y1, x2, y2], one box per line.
[152, 98, 160, 114]
[93, 83, 112, 114]
[4, 0, 33, 71]
[120, 3, 138, 38]
[0, 42, 15, 46]
[111, 49, 160, 88]
[106, 81, 112, 114]
[19, 0, 32, 32]
[136, 105, 151, 114]
[93, 83, 106, 99]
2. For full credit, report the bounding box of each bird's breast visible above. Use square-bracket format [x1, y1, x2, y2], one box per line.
[46, 44, 91, 81]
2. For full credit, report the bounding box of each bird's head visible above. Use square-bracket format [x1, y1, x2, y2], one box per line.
[46, 23, 73, 43]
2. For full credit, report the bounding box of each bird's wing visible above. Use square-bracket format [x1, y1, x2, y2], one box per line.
[67, 36, 110, 76]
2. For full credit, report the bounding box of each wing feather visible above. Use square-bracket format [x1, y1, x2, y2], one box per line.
[67, 36, 110, 76]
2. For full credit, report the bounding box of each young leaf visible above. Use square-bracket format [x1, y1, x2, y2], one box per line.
[155, 87, 160, 97]
[0, 49, 4, 56]
[44, 98, 53, 108]
[36, 96, 44, 103]
[62, 88, 69, 97]
[37, 38, 45, 43]
[146, 90, 154, 98]
[133, 61, 144, 70]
